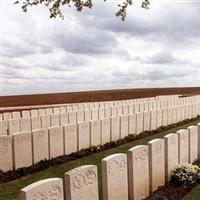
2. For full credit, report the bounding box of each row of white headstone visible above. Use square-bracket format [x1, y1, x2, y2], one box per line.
[1, 103, 200, 172]
[20, 123, 200, 200]
[1, 100, 200, 135]
[1, 95, 199, 122]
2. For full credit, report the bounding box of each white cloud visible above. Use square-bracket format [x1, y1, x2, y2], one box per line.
[1, 0, 200, 95]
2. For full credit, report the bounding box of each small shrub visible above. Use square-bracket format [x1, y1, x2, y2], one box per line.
[171, 163, 200, 187]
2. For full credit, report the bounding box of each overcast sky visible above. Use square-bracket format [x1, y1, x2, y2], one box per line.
[1, 0, 200, 96]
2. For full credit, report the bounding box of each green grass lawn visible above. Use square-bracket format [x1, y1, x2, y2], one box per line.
[183, 184, 200, 200]
[0, 119, 200, 200]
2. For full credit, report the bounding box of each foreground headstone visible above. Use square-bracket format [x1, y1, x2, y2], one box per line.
[101, 118, 111, 145]
[148, 139, 165, 192]
[32, 129, 49, 164]
[78, 122, 90, 150]
[90, 120, 101, 146]
[21, 178, 64, 200]
[49, 126, 64, 159]
[188, 126, 198, 163]
[0, 135, 13, 172]
[102, 153, 128, 200]
[128, 145, 149, 200]
[8, 119, 20, 135]
[111, 117, 120, 141]
[65, 165, 99, 200]
[13, 132, 32, 169]
[164, 134, 178, 182]
[64, 124, 78, 155]
[177, 129, 189, 163]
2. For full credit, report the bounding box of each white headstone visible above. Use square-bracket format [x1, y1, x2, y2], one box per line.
[21, 178, 64, 200]
[64, 124, 78, 155]
[32, 129, 49, 164]
[120, 115, 129, 139]
[64, 165, 99, 200]
[102, 153, 128, 200]
[78, 122, 90, 150]
[8, 119, 20, 135]
[20, 118, 31, 132]
[101, 118, 111, 145]
[49, 126, 64, 159]
[90, 120, 101, 146]
[13, 132, 32, 169]
[111, 117, 120, 141]
[128, 145, 149, 200]
[0, 135, 13, 172]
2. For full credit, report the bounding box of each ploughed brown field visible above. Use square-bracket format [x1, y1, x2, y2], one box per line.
[0, 87, 200, 110]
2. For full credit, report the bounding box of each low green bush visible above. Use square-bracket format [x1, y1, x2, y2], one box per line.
[171, 163, 200, 187]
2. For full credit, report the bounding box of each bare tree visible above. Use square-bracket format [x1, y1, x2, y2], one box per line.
[15, 0, 150, 21]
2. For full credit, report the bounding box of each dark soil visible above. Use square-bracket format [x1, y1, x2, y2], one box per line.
[0, 87, 200, 111]
[147, 182, 196, 200]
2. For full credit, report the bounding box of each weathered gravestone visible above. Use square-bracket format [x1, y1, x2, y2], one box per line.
[12, 111, 21, 119]
[102, 154, 128, 200]
[164, 134, 178, 182]
[111, 117, 120, 141]
[177, 129, 189, 163]
[21, 178, 64, 200]
[0, 120, 7, 135]
[32, 129, 49, 164]
[128, 114, 136, 135]
[20, 118, 31, 132]
[92, 109, 99, 120]
[128, 145, 149, 200]
[76, 110, 85, 123]
[150, 110, 157, 130]
[198, 123, 200, 158]
[148, 139, 165, 192]
[38, 109, 45, 116]
[68, 112, 77, 124]
[60, 113, 69, 126]
[143, 111, 151, 131]
[50, 114, 60, 127]
[120, 115, 129, 139]
[13, 132, 32, 169]
[0, 135, 13, 172]
[64, 124, 78, 155]
[85, 110, 92, 121]
[136, 112, 143, 134]
[49, 126, 64, 159]
[31, 116, 41, 131]
[41, 115, 51, 129]
[78, 122, 90, 150]
[90, 120, 101, 146]
[188, 126, 198, 163]
[64, 165, 99, 200]
[101, 118, 111, 145]
[8, 119, 20, 135]
[22, 110, 30, 118]
[30, 110, 38, 117]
